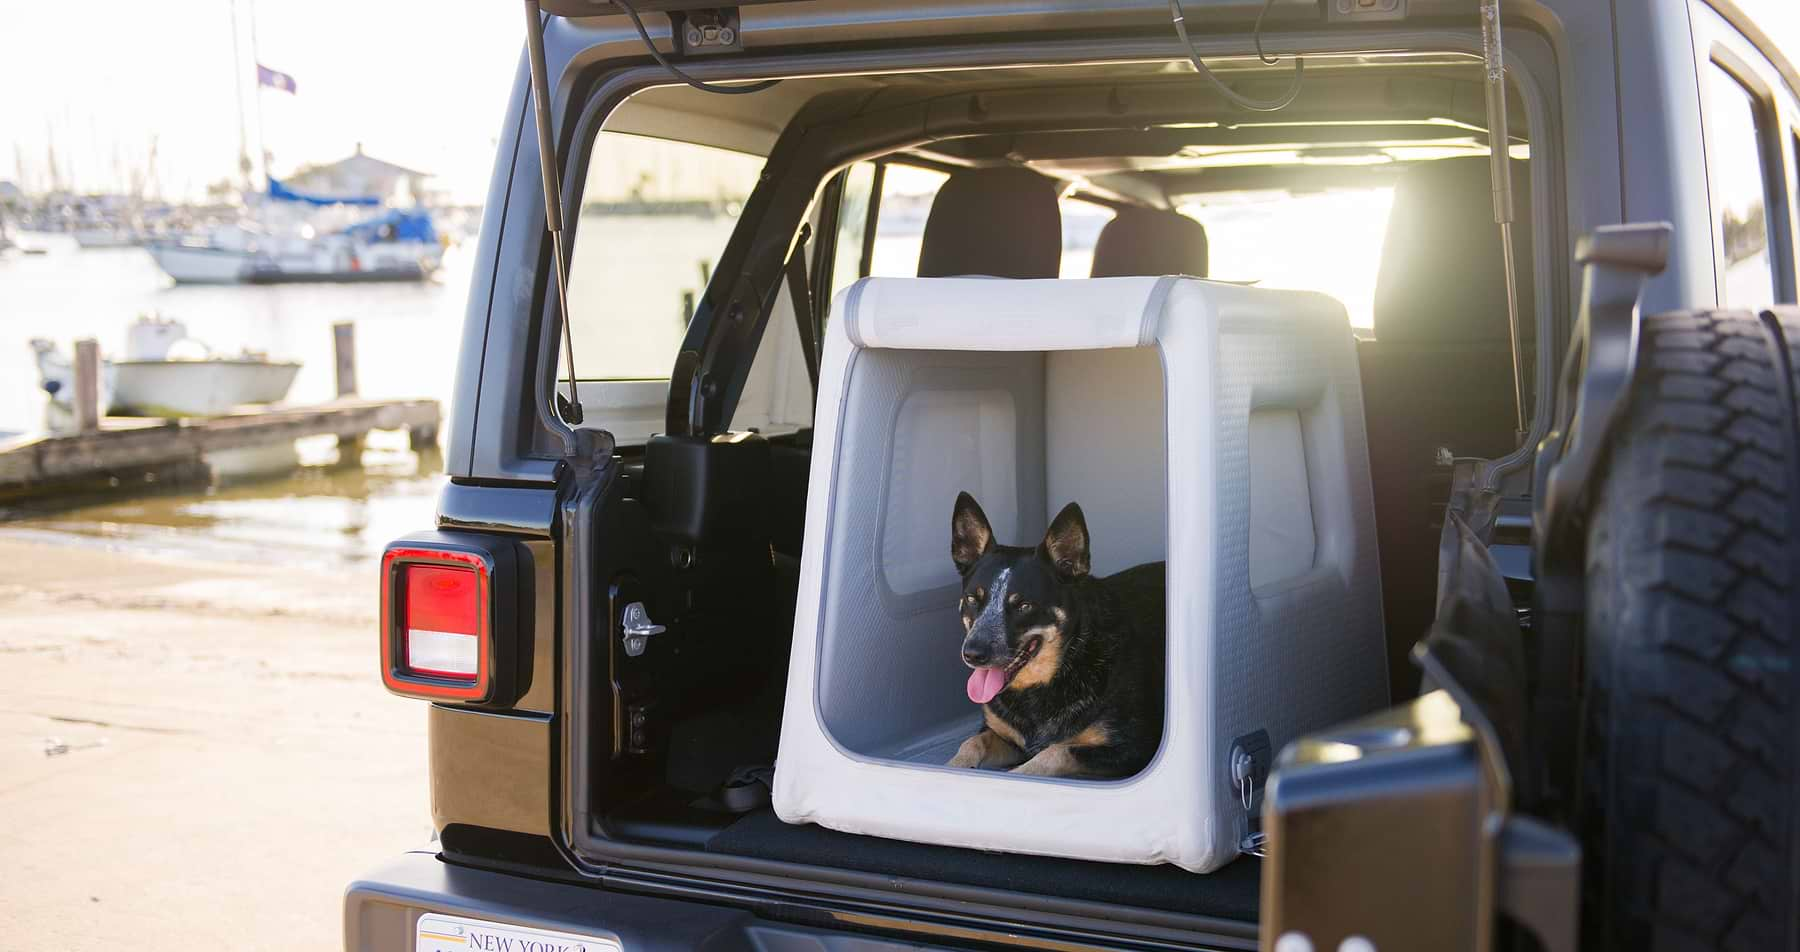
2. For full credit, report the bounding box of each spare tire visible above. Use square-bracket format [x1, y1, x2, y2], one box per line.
[1579, 308, 1797, 950]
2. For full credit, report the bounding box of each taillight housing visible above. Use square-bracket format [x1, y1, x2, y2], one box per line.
[380, 533, 525, 705]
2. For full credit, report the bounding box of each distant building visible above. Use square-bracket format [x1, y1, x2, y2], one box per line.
[0, 181, 23, 207]
[283, 144, 431, 206]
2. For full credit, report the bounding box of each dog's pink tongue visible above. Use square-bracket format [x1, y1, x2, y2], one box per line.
[966, 667, 1008, 704]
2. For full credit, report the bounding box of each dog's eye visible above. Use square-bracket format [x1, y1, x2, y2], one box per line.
[1015, 600, 1033, 613]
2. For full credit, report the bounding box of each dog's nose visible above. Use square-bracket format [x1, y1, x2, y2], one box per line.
[962, 647, 991, 667]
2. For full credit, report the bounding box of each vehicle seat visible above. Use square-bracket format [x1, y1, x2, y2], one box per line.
[1359, 155, 1534, 701]
[917, 167, 1062, 279]
[1090, 208, 1210, 278]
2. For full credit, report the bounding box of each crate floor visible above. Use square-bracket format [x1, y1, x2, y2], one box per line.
[869, 714, 980, 765]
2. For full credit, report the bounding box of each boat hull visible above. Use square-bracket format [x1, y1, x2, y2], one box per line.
[241, 264, 429, 284]
[111, 360, 302, 418]
[145, 242, 253, 284]
[146, 240, 435, 284]
[73, 229, 142, 249]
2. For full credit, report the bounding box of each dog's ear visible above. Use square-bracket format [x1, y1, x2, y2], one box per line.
[1039, 502, 1090, 579]
[951, 492, 995, 575]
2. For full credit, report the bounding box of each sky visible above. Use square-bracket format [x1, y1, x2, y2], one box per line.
[0, 0, 521, 203]
[0, 0, 1796, 205]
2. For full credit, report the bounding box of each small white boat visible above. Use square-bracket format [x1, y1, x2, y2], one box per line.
[108, 316, 301, 418]
[31, 317, 303, 424]
[73, 226, 144, 249]
[111, 358, 302, 417]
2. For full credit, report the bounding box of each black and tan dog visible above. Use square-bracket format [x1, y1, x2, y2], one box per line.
[945, 492, 1165, 779]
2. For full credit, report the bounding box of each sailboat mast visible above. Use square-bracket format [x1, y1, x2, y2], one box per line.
[228, 0, 251, 191]
[248, 0, 269, 187]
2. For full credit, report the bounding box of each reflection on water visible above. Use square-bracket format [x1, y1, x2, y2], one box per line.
[1, 432, 442, 570]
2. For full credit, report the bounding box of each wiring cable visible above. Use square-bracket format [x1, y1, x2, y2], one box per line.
[613, 0, 780, 95]
[1252, 0, 1281, 65]
[1169, 0, 1304, 112]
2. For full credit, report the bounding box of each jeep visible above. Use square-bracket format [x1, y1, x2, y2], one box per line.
[347, 3, 1799, 950]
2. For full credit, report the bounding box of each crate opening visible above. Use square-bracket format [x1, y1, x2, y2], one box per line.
[810, 343, 1173, 777]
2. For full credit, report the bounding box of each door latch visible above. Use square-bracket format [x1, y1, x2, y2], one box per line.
[673, 9, 744, 55]
[621, 601, 665, 657]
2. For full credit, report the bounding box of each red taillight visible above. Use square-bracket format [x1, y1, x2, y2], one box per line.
[381, 546, 492, 701]
[403, 565, 480, 678]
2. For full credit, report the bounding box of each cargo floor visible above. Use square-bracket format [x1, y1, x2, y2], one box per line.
[702, 808, 1262, 922]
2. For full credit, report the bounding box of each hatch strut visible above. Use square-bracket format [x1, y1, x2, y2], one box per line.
[1481, 0, 1528, 440]
[522, 0, 582, 427]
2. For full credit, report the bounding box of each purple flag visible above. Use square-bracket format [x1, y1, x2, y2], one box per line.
[256, 64, 297, 95]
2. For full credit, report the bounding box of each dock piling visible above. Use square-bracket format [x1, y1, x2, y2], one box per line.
[74, 339, 100, 434]
[331, 322, 364, 467]
[333, 322, 357, 397]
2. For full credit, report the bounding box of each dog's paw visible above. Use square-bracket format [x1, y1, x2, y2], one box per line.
[1010, 745, 1079, 777]
[947, 736, 986, 769]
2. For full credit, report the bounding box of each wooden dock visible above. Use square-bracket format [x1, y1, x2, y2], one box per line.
[0, 398, 439, 502]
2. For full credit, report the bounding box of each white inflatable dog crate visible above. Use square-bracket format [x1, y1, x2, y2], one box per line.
[773, 276, 1388, 872]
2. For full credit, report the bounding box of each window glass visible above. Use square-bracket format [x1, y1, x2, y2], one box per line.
[1181, 188, 1395, 329]
[857, 164, 1118, 280]
[563, 131, 766, 381]
[867, 166, 949, 277]
[1058, 198, 1118, 278]
[1700, 63, 1775, 307]
[827, 163, 877, 300]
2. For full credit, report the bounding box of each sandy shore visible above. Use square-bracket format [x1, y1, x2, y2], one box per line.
[0, 537, 429, 951]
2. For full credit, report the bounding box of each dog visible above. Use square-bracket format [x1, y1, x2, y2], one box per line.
[944, 492, 1164, 779]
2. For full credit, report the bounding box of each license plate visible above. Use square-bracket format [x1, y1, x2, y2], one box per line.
[415, 912, 621, 952]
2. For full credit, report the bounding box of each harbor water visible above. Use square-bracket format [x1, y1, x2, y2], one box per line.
[0, 215, 832, 568]
[0, 234, 463, 569]
[0, 214, 1062, 570]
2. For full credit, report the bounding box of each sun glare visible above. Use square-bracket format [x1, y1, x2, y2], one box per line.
[1182, 188, 1397, 329]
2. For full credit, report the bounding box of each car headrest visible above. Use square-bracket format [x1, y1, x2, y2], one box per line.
[917, 167, 1062, 279]
[1373, 156, 1534, 345]
[1090, 208, 1210, 278]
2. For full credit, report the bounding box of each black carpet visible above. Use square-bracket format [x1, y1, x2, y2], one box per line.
[705, 809, 1261, 922]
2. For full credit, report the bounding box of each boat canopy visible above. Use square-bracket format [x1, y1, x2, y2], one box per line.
[267, 175, 382, 207]
[341, 209, 438, 244]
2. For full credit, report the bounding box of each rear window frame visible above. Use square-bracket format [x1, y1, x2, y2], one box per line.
[468, 25, 1571, 504]
[543, 29, 1571, 889]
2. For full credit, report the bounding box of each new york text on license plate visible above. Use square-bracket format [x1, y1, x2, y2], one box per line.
[416, 912, 622, 952]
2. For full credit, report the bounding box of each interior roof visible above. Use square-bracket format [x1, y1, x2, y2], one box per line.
[603, 54, 1529, 206]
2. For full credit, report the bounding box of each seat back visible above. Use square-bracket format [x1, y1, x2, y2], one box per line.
[1089, 207, 1210, 278]
[917, 167, 1062, 279]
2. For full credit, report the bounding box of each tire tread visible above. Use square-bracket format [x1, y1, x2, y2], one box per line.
[1580, 309, 1795, 950]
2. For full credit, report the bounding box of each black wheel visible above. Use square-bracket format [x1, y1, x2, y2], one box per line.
[1580, 309, 1798, 951]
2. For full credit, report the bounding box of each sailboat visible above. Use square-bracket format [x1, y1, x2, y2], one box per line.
[146, 0, 442, 285]
[146, 181, 442, 284]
